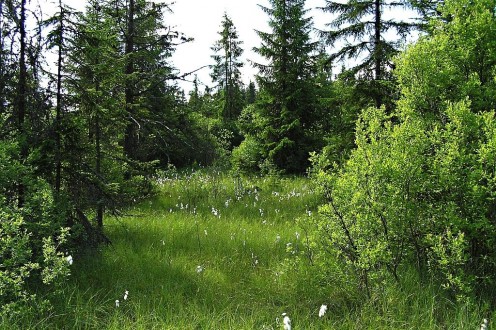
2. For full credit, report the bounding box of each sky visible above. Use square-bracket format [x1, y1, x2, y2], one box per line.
[41, 0, 416, 95]
[40, 0, 327, 94]
[167, 0, 327, 94]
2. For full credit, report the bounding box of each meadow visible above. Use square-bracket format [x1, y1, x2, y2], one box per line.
[12, 169, 488, 329]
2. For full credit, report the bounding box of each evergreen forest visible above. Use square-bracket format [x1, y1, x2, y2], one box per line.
[1, 0, 496, 328]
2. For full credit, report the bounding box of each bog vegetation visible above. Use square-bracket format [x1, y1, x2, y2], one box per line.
[1, 0, 496, 328]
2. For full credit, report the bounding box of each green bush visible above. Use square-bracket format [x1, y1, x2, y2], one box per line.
[312, 0, 496, 299]
[312, 101, 496, 298]
[231, 136, 264, 174]
[0, 141, 72, 320]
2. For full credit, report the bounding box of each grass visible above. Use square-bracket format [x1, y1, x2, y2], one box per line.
[5, 169, 490, 329]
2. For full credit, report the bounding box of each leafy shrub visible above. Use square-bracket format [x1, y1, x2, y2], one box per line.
[312, 0, 496, 299]
[231, 136, 264, 174]
[0, 141, 72, 319]
[395, 0, 496, 116]
[312, 101, 496, 298]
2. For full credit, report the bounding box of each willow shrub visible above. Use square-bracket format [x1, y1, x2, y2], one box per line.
[311, 101, 496, 299]
[0, 141, 71, 320]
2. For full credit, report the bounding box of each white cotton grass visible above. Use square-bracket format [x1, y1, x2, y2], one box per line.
[481, 318, 488, 330]
[282, 313, 291, 330]
[319, 304, 328, 317]
[124, 290, 129, 300]
[115, 299, 120, 307]
[66, 255, 73, 265]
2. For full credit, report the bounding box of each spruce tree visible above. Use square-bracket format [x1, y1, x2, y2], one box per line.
[210, 12, 244, 121]
[246, 81, 257, 105]
[118, 0, 182, 165]
[67, 0, 124, 231]
[253, 0, 319, 173]
[320, 0, 422, 108]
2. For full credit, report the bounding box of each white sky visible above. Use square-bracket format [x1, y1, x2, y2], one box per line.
[40, 0, 327, 94]
[39, 0, 416, 95]
[168, 0, 327, 94]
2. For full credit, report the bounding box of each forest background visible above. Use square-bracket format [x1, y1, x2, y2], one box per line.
[1, 0, 496, 328]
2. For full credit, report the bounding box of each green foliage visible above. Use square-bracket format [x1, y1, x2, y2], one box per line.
[313, 100, 496, 297]
[231, 136, 264, 174]
[312, 0, 496, 300]
[251, 0, 321, 174]
[0, 210, 40, 318]
[0, 142, 71, 320]
[11, 172, 487, 329]
[395, 0, 496, 116]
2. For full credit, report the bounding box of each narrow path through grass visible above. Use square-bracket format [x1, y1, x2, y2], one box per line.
[39, 170, 486, 329]
[53, 171, 325, 329]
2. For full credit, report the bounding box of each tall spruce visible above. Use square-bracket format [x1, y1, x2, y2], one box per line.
[120, 0, 178, 165]
[246, 81, 257, 104]
[253, 0, 319, 173]
[43, 0, 77, 195]
[67, 0, 124, 231]
[320, 0, 422, 107]
[210, 12, 244, 121]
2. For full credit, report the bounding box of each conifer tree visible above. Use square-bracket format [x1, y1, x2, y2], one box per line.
[320, 0, 422, 107]
[67, 0, 124, 230]
[43, 0, 79, 195]
[210, 12, 244, 121]
[120, 0, 178, 164]
[253, 0, 319, 173]
[246, 81, 257, 105]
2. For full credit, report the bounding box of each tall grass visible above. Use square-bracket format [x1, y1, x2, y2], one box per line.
[5, 169, 489, 329]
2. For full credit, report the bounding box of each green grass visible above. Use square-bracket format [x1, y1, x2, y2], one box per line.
[7, 170, 490, 329]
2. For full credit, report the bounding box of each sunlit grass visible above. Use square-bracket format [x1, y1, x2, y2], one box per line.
[10, 169, 487, 329]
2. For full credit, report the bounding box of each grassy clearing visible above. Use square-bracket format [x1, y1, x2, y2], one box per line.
[7, 170, 489, 329]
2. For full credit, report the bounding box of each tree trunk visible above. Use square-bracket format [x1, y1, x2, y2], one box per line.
[374, 0, 382, 108]
[124, 0, 137, 165]
[55, 0, 64, 194]
[95, 81, 103, 228]
[0, 0, 5, 115]
[17, 0, 27, 207]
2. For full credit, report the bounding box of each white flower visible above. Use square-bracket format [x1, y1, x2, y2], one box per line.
[319, 304, 327, 317]
[295, 232, 300, 240]
[481, 318, 489, 330]
[282, 313, 291, 330]
[124, 290, 129, 300]
[66, 255, 73, 265]
[196, 265, 204, 273]
[115, 299, 120, 307]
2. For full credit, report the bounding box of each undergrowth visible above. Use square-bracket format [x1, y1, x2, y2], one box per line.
[2, 169, 489, 329]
